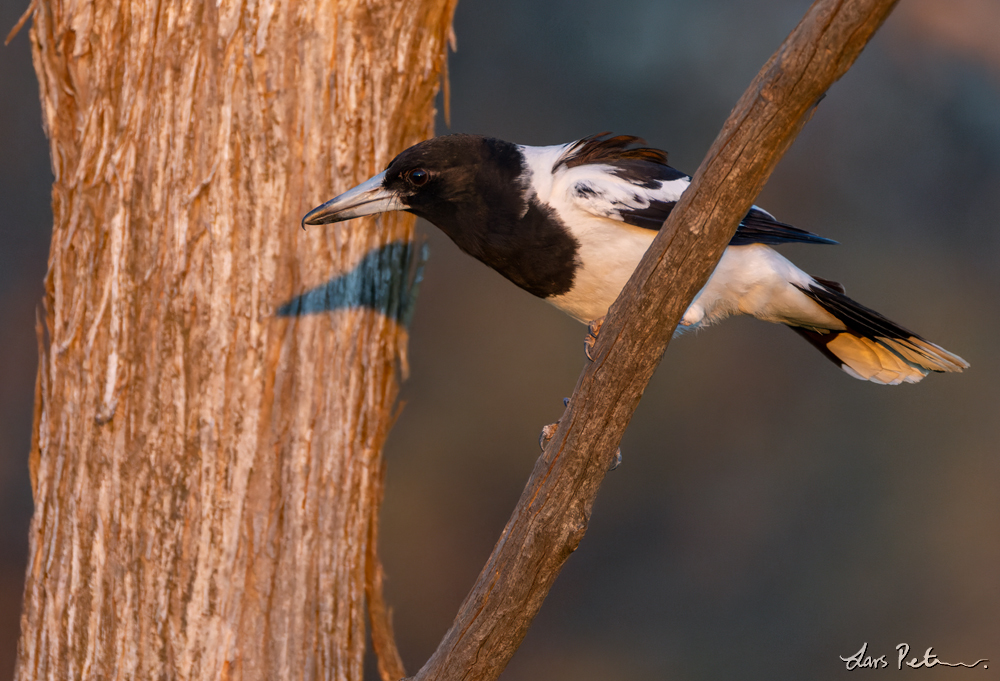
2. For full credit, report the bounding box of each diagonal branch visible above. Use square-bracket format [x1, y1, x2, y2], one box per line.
[410, 1, 899, 679]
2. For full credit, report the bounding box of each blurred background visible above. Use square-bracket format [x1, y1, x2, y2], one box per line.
[2, 0, 998, 680]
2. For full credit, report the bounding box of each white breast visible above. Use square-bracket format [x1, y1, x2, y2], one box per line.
[545, 215, 654, 322]
[547, 232, 842, 335]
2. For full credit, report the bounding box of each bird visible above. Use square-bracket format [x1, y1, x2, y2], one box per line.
[302, 133, 968, 385]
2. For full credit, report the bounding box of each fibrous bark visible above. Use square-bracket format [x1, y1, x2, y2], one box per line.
[18, 0, 456, 679]
[412, 1, 899, 680]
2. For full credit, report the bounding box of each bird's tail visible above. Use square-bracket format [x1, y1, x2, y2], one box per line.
[788, 279, 968, 385]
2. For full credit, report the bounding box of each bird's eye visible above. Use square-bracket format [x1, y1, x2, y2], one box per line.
[407, 168, 430, 187]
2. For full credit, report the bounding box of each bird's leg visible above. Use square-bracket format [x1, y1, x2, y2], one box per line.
[539, 397, 572, 450]
[584, 316, 605, 361]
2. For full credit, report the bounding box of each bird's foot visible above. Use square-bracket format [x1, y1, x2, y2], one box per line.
[539, 422, 559, 450]
[584, 317, 605, 361]
[539, 398, 571, 450]
[609, 448, 622, 471]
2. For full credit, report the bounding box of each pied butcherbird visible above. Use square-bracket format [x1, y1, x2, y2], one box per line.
[303, 133, 967, 385]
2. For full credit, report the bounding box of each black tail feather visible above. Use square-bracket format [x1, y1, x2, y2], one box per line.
[789, 282, 968, 384]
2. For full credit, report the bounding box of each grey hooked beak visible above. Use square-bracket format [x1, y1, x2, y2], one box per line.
[301, 171, 404, 229]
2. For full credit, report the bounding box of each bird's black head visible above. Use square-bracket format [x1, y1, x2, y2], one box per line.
[302, 134, 524, 241]
[302, 134, 579, 299]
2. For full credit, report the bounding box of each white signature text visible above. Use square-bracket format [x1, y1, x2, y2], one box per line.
[840, 642, 988, 670]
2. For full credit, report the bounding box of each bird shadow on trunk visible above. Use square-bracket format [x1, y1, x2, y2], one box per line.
[277, 240, 426, 326]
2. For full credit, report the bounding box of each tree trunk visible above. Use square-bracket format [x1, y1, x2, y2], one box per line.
[17, 0, 456, 679]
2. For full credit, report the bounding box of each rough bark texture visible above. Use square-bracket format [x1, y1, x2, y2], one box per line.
[17, 0, 457, 679]
[411, 1, 899, 680]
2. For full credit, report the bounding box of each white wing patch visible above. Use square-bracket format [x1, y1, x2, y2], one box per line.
[557, 164, 688, 224]
[518, 144, 688, 225]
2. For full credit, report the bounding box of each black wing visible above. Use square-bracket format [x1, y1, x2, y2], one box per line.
[618, 199, 836, 246]
[561, 134, 837, 247]
[730, 208, 838, 246]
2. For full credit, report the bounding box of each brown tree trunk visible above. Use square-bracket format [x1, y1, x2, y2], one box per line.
[17, 0, 456, 679]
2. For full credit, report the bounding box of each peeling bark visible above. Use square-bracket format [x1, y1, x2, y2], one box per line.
[17, 0, 457, 679]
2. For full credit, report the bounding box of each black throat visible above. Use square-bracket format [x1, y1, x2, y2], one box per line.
[407, 137, 579, 299]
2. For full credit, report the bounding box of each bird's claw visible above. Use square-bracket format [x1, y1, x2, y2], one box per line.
[609, 448, 622, 471]
[541, 397, 618, 469]
[539, 422, 559, 450]
[584, 317, 605, 361]
[539, 398, 572, 450]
